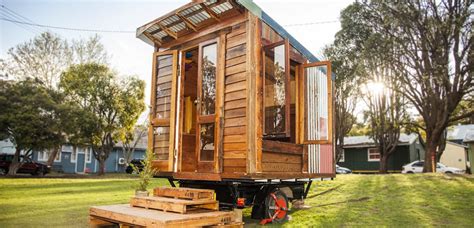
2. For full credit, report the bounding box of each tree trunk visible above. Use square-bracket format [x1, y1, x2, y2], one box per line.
[98, 158, 106, 176]
[379, 155, 389, 174]
[424, 139, 437, 173]
[46, 146, 60, 166]
[7, 148, 22, 176]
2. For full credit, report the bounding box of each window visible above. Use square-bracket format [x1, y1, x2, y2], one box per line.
[197, 42, 218, 162]
[38, 150, 61, 162]
[85, 148, 92, 163]
[71, 147, 77, 163]
[263, 40, 290, 137]
[412, 161, 424, 167]
[62, 145, 73, 152]
[368, 148, 380, 161]
[37, 151, 48, 162]
[340, 150, 345, 162]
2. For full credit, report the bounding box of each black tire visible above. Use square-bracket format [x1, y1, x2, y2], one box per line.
[0, 168, 7, 176]
[407, 171, 414, 174]
[445, 171, 453, 174]
[264, 189, 289, 223]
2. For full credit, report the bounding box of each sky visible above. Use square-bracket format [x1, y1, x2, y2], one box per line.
[1, 0, 355, 119]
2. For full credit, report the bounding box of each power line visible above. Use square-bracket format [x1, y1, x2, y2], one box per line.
[0, 12, 38, 34]
[1, 5, 43, 34]
[1, 18, 135, 34]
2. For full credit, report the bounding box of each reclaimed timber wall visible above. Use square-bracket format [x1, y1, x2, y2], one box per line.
[223, 22, 248, 173]
[261, 140, 303, 173]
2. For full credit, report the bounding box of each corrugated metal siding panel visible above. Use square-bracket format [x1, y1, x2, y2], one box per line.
[319, 144, 333, 173]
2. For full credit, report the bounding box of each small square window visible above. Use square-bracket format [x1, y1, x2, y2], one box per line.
[368, 148, 380, 162]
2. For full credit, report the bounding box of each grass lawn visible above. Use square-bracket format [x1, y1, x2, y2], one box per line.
[1, 174, 473, 227]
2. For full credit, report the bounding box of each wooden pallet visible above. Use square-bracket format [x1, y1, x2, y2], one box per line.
[153, 187, 215, 200]
[89, 204, 243, 228]
[130, 196, 219, 214]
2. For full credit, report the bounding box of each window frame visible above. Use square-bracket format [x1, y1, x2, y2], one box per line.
[340, 149, 345, 162]
[367, 148, 380, 162]
[262, 39, 291, 138]
[196, 38, 219, 163]
[71, 147, 77, 163]
[37, 151, 47, 162]
[85, 148, 92, 163]
[300, 61, 333, 145]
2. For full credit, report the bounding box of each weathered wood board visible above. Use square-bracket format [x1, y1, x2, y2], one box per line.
[153, 187, 215, 200]
[130, 196, 219, 214]
[90, 204, 240, 228]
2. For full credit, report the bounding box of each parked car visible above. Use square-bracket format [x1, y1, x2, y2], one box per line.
[0, 154, 50, 176]
[125, 159, 144, 174]
[336, 165, 352, 174]
[402, 160, 464, 174]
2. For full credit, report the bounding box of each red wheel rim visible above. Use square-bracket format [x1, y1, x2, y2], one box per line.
[268, 193, 287, 221]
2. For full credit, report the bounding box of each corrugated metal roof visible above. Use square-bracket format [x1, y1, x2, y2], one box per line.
[344, 134, 419, 148]
[448, 124, 474, 140]
[464, 130, 474, 143]
[136, 0, 320, 69]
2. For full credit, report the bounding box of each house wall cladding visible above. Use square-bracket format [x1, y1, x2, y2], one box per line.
[32, 148, 146, 174]
[222, 21, 248, 174]
[339, 146, 411, 172]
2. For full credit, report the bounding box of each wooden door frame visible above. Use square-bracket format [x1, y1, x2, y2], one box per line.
[148, 50, 179, 172]
[177, 45, 199, 172]
[195, 38, 220, 173]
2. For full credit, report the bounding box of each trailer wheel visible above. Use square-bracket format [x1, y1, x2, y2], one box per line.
[263, 189, 289, 224]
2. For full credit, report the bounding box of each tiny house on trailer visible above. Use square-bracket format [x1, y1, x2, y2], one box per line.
[137, 0, 334, 222]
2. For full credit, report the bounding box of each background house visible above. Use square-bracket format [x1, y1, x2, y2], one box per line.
[439, 141, 468, 171]
[464, 130, 474, 174]
[447, 124, 474, 145]
[1, 134, 147, 174]
[338, 134, 425, 173]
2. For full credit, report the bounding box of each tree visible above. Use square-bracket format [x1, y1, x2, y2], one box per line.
[121, 124, 148, 166]
[367, 0, 473, 172]
[362, 75, 408, 173]
[4, 32, 110, 166]
[60, 64, 145, 175]
[5, 32, 72, 89]
[71, 34, 109, 65]
[325, 2, 374, 163]
[0, 79, 64, 175]
[336, 0, 473, 172]
[324, 44, 359, 163]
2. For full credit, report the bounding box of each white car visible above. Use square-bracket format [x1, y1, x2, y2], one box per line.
[401, 160, 464, 174]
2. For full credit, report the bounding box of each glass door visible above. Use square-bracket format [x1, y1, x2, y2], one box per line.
[196, 39, 218, 173]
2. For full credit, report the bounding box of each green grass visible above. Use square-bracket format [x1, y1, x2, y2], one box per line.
[1, 174, 473, 227]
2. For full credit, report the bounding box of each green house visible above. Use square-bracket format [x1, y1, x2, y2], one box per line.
[338, 134, 425, 173]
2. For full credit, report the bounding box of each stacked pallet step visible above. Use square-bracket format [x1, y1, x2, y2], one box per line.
[89, 187, 243, 228]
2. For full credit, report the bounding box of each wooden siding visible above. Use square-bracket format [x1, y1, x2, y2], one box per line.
[261, 140, 303, 173]
[223, 22, 248, 174]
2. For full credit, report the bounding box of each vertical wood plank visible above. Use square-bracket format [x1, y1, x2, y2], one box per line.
[148, 52, 157, 160]
[168, 50, 179, 172]
[254, 18, 263, 173]
[216, 32, 227, 173]
[246, 13, 257, 174]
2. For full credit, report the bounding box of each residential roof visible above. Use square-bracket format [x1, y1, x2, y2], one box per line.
[447, 124, 474, 141]
[464, 130, 474, 143]
[343, 133, 419, 148]
[136, 0, 318, 63]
